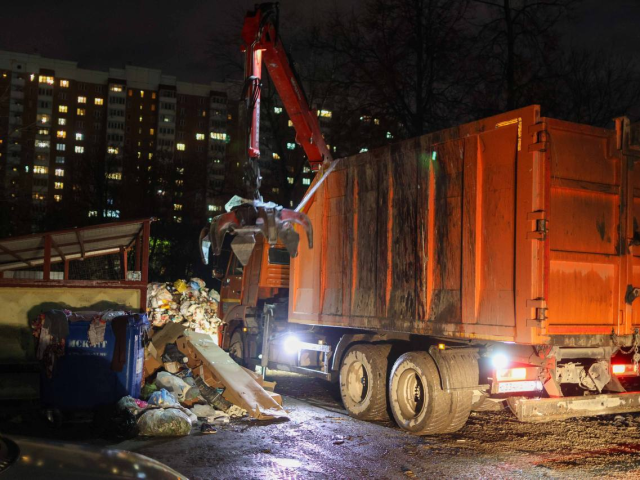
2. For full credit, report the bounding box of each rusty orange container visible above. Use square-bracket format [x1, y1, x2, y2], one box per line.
[289, 105, 640, 347]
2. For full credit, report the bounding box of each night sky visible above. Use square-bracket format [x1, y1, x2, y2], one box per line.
[0, 0, 639, 84]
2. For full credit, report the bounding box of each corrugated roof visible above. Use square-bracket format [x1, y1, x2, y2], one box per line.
[0, 219, 151, 271]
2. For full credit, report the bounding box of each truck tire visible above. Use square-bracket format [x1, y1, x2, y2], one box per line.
[388, 351, 451, 435]
[438, 352, 477, 434]
[339, 344, 391, 421]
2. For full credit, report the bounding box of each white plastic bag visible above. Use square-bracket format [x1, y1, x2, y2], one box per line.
[137, 408, 192, 436]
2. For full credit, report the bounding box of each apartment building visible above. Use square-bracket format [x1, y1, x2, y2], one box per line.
[0, 51, 230, 234]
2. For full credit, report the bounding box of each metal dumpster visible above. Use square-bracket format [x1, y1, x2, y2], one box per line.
[40, 313, 148, 410]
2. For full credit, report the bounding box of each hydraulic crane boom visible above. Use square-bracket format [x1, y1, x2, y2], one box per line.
[241, 2, 333, 177]
[201, 2, 329, 268]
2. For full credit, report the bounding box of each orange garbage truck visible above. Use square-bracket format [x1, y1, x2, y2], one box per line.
[213, 104, 640, 434]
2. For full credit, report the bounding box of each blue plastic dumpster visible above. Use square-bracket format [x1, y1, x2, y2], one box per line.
[40, 313, 148, 410]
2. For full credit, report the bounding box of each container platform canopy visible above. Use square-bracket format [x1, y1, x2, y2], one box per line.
[0, 219, 151, 272]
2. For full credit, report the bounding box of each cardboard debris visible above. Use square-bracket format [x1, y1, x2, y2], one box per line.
[148, 322, 185, 359]
[184, 330, 288, 421]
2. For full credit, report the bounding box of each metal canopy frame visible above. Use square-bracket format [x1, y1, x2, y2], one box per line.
[0, 219, 153, 308]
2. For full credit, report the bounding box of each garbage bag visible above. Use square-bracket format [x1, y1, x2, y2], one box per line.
[93, 405, 139, 440]
[137, 408, 192, 436]
[140, 383, 158, 400]
[156, 371, 199, 402]
[148, 388, 178, 406]
[117, 395, 145, 415]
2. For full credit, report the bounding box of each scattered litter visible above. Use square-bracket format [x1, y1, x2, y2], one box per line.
[140, 383, 158, 400]
[147, 278, 221, 334]
[200, 423, 217, 435]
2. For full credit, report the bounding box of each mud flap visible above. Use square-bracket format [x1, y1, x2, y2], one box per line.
[507, 392, 640, 423]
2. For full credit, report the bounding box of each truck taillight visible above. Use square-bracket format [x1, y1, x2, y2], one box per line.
[496, 367, 527, 382]
[612, 364, 638, 376]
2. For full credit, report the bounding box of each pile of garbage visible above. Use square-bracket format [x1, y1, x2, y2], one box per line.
[147, 278, 222, 334]
[112, 321, 287, 438]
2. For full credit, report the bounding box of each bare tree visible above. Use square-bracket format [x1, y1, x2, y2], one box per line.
[320, 0, 473, 138]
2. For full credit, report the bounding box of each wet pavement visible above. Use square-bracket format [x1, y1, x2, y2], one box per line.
[113, 372, 640, 479]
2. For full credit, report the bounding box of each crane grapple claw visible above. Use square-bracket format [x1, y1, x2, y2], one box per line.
[201, 201, 313, 266]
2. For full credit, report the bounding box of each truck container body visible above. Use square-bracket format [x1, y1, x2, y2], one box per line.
[290, 105, 640, 347]
[219, 106, 640, 432]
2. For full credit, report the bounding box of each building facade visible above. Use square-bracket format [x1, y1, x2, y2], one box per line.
[0, 51, 230, 235]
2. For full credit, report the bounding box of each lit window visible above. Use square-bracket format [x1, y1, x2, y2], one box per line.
[54, 195, 62, 202]
[208, 205, 222, 212]
[210, 132, 227, 141]
[110, 85, 123, 92]
[38, 128, 49, 135]
[288, 120, 293, 127]
[150, 128, 155, 135]
[54, 182, 64, 189]
[302, 178, 311, 185]
[287, 177, 294, 184]
[272, 187, 280, 193]
[75, 133, 83, 141]
[274, 107, 283, 114]
[286, 142, 295, 150]
[386, 132, 393, 139]
[174, 216, 183, 223]
[29, 73, 35, 81]
[56, 143, 65, 151]
[78, 96, 86, 104]
[140, 90, 144, 98]
[373, 118, 380, 125]
[318, 109, 332, 118]
[196, 133, 205, 140]
[104, 210, 120, 218]
[106, 172, 122, 180]
[148, 153, 153, 159]
[75, 146, 84, 153]
[77, 108, 85, 116]
[360, 115, 371, 123]
[303, 166, 311, 173]
[58, 118, 66, 125]
[38, 114, 50, 124]
[60, 80, 69, 88]
[128, 89, 133, 97]
[34, 166, 48, 174]
[272, 153, 280, 160]
[174, 204, 183, 211]
[359, 148, 368, 153]
[177, 143, 185, 151]
[56, 131, 66, 138]
[139, 116, 143, 122]
[95, 98, 104, 105]
[59, 105, 68, 113]
[55, 169, 64, 177]
[56, 156, 65, 164]
[108, 146, 119, 154]
[88, 211, 98, 217]
[38, 75, 54, 85]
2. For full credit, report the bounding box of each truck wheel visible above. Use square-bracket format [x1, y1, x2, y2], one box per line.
[438, 352, 477, 434]
[339, 344, 391, 421]
[229, 329, 244, 366]
[388, 351, 451, 435]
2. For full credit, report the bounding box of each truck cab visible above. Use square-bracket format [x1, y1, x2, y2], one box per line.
[217, 237, 290, 365]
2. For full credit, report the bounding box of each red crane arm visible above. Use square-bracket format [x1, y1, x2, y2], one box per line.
[241, 3, 333, 171]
